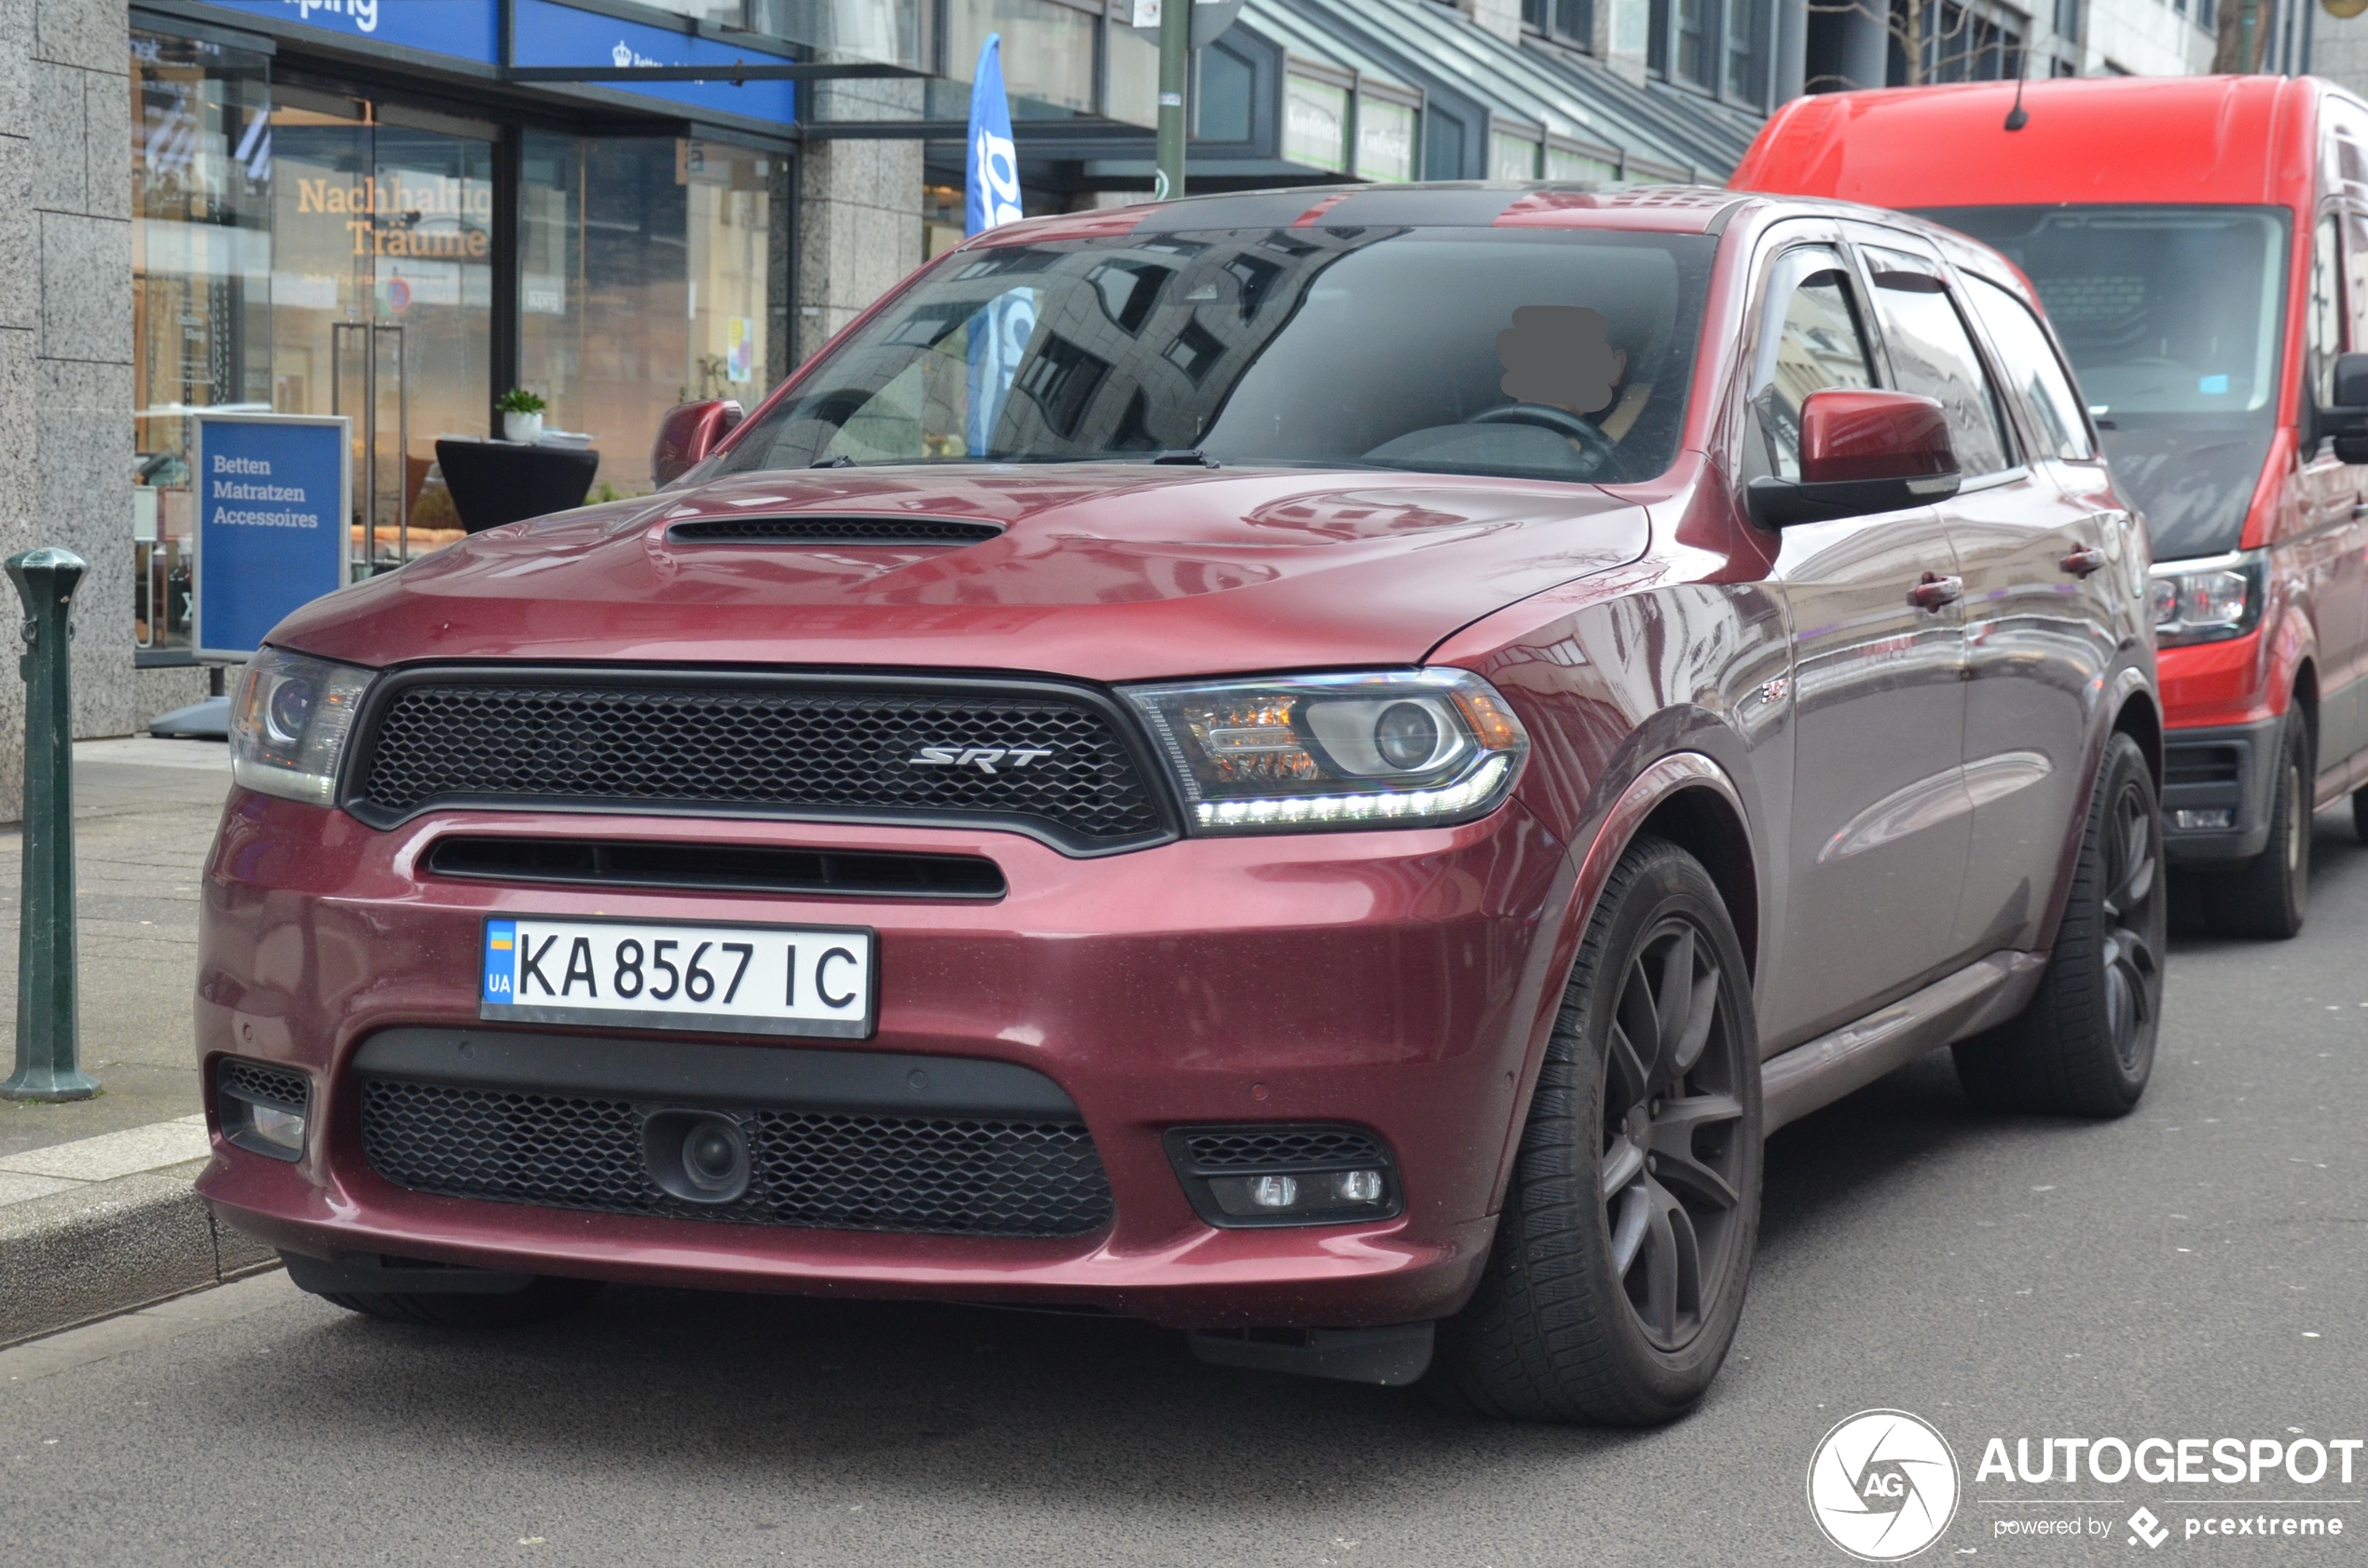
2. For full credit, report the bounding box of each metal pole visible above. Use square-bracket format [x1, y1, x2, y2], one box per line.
[1155, 0, 1189, 200]
[2, 548, 93, 1103]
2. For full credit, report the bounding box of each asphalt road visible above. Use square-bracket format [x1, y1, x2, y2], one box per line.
[5, 811, 2367, 1568]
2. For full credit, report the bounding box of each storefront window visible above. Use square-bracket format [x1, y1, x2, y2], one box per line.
[1356, 97, 1418, 183]
[750, 0, 928, 69]
[947, 0, 1095, 112]
[1106, 24, 1160, 128]
[1491, 131, 1541, 181]
[268, 89, 494, 572]
[131, 30, 271, 654]
[520, 135, 774, 496]
[1284, 76, 1349, 172]
[1547, 144, 1618, 181]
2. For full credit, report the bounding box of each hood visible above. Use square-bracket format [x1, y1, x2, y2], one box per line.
[270, 465, 1651, 681]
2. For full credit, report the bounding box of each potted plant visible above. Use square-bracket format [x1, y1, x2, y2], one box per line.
[495, 388, 547, 444]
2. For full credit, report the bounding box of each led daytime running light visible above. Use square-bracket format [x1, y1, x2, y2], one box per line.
[1194, 753, 1511, 829]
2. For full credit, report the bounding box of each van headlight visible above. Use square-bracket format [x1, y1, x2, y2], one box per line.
[2150, 553, 2263, 646]
[1121, 669, 1528, 833]
[229, 647, 375, 805]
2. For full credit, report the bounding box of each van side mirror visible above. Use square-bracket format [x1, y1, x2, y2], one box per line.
[1747, 389, 1962, 528]
[651, 399, 743, 488]
[2326, 352, 2368, 463]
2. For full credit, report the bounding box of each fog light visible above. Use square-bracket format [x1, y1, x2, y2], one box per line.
[1166, 1124, 1403, 1228]
[2168, 807, 2234, 831]
[246, 1104, 306, 1152]
[215, 1061, 310, 1163]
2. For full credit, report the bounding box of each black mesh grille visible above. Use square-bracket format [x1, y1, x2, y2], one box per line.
[668, 517, 1004, 545]
[217, 1058, 310, 1109]
[359, 1078, 1113, 1238]
[1177, 1125, 1388, 1171]
[2166, 742, 2244, 789]
[350, 678, 1165, 846]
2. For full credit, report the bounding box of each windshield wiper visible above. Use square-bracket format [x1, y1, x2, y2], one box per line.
[810, 455, 857, 469]
[1150, 448, 1220, 469]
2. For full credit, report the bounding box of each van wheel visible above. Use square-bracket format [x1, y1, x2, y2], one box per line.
[1434, 835, 1760, 1425]
[2210, 716, 2309, 940]
[1954, 732, 2164, 1117]
[317, 1277, 603, 1328]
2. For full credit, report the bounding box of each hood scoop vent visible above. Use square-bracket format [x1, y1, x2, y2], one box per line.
[668, 516, 1005, 547]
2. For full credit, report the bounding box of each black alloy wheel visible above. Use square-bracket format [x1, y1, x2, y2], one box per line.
[1436, 835, 1761, 1425]
[1599, 918, 1752, 1353]
[1955, 731, 2165, 1116]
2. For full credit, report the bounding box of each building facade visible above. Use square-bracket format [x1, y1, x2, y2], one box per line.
[0, 0, 2216, 816]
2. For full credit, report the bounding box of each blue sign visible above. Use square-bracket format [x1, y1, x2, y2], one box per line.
[512, 0, 795, 123]
[197, 0, 794, 124]
[484, 920, 517, 1003]
[194, 414, 351, 662]
[203, 0, 501, 63]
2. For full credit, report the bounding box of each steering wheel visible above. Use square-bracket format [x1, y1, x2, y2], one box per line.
[1468, 402, 1619, 467]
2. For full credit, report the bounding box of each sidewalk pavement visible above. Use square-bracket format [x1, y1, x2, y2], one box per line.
[0, 737, 271, 1344]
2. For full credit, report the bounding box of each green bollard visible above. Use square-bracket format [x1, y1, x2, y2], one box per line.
[1, 547, 93, 1102]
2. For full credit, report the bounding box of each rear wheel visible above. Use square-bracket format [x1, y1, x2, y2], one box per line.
[1435, 835, 1760, 1425]
[315, 1277, 603, 1328]
[2352, 785, 2367, 844]
[1954, 732, 2164, 1116]
[2210, 715, 2310, 940]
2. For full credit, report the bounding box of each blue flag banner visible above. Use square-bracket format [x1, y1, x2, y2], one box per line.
[966, 34, 1036, 455]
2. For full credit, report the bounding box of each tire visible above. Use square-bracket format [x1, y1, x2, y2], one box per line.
[2352, 785, 2367, 845]
[316, 1276, 604, 1328]
[1953, 732, 2165, 1117]
[2209, 716, 2310, 940]
[1434, 835, 1761, 1425]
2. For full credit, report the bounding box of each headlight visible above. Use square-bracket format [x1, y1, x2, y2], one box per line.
[2150, 553, 2263, 647]
[1121, 669, 1528, 833]
[229, 647, 375, 805]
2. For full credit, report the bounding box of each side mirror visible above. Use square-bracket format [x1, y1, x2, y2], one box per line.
[1747, 389, 1962, 529]
[651, 399, 743, 488]
[2324, 352, 2368, 462]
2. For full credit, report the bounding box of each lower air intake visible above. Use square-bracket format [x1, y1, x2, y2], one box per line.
[359, 1078, 1114, 1238]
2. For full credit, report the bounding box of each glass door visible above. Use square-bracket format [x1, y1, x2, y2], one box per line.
[269, 90, 494, 573]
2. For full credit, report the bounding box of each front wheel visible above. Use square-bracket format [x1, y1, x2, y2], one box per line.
[1954, 731, 2165, 1116]
[1434, 835, 1760, 1425]
[2210, 716, 2310, 940]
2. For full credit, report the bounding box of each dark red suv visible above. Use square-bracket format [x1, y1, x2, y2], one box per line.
[200, 184, 2164, 1424]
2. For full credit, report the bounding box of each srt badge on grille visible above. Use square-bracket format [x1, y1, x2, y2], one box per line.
[912, 745, 1054, 775]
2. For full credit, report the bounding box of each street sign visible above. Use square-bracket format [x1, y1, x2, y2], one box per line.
[1129, 0, 1244, 48]
[192, 412, 352, 664]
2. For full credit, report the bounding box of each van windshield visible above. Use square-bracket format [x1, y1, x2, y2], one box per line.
[709, 227, 1714, 487]
[1917, 204, 2290, 560]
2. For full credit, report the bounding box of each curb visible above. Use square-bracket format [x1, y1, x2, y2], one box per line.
[0, 1159, 279, 1348]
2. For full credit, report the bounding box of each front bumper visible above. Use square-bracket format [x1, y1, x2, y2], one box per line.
[2160, 714, 2283, 863]
[194, 791, 1567, 1328]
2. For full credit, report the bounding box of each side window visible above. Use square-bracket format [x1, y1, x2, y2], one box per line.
[1964, 276, 2095, 462]
[1863, 247, 2015, 478]
[1749, 246, 1877, 482]
[2311, 213, 2345, 410]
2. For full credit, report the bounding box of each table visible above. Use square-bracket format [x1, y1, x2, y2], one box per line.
[434, 439, 602, 532]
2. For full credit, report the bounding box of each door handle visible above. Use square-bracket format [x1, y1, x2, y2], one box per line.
[2059, 546, 2107, 578]
[1909, 571, 1963, 611]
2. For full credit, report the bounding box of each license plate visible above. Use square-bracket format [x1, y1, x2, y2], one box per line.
[479, 917, 875, 1038]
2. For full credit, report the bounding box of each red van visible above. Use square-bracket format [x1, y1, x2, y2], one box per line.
[1735, 76, 2368, 936]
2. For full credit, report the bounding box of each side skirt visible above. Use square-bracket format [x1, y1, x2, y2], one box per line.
[1761, 951, 2046, 1133]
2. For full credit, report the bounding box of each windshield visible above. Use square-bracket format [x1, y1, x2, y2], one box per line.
[711, 227, 1714, 486]
[1916, 204, 2290, 558]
